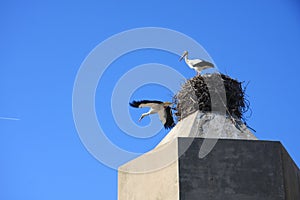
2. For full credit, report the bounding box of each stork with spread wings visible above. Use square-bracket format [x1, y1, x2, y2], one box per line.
[130, 100, 175, 129]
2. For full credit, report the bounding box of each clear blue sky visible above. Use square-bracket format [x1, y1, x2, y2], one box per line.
[1, 1, 300, 199]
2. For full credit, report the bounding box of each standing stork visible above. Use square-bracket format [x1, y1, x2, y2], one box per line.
[129, 100, 175, 129]
[179, 51, 214, 75]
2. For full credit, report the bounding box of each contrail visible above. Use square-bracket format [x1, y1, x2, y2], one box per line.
[0, 117, 20, 121]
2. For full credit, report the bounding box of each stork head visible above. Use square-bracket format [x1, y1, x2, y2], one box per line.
[163, 102, 172, 107]
[179, 51, 188, 61]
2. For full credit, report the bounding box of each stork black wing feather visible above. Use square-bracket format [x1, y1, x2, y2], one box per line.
[164, 106, 175, 129]
[129, 100, 163, 108]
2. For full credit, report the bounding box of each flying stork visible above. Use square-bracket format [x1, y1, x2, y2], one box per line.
[179, 51, 214, 75]
[129, 100, 175, 129]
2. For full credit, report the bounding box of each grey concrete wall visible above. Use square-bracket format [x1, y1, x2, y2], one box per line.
[281, 146, 300, 199]
[118, 139, 180, 200]
[118, 138, 299, 200]
[178, 139, 299, 200]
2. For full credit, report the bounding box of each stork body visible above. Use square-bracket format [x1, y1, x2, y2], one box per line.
[130, 100, 175, 129]
[179, 51, 214, 75]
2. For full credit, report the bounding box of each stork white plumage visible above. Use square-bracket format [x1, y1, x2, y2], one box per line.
[179, 51, 214, 75]
[129, 100, 175, 129]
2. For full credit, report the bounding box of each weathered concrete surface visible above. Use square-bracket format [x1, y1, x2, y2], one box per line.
[118, 139, 300, 200]
[118, 161, 179, 200]
[179, 138, 300, 200]
[281, 146, 300, 200]
[118, 113, 299, 199]
[118, 139, 179, 200]
[157, 111, 257, 148]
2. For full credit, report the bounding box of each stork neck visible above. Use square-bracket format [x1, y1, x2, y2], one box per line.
[184, 54, 189, 62]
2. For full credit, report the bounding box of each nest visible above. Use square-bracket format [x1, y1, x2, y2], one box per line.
[173, 73, 250, 121]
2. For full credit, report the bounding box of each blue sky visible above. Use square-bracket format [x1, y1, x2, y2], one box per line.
[1, 0, 300, 199]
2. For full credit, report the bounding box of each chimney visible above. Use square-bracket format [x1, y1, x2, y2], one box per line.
[118, 74, 300, 200]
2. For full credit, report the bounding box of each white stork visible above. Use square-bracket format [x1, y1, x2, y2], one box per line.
[129, 100, 175, 129]
[179, 51, 214, 75]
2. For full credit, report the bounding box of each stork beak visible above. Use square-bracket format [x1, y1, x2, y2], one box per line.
[179, 51, 187, 61]
[179, 55, 184, 61]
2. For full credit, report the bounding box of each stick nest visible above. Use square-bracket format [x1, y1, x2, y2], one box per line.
[173, 73, 250, 121]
